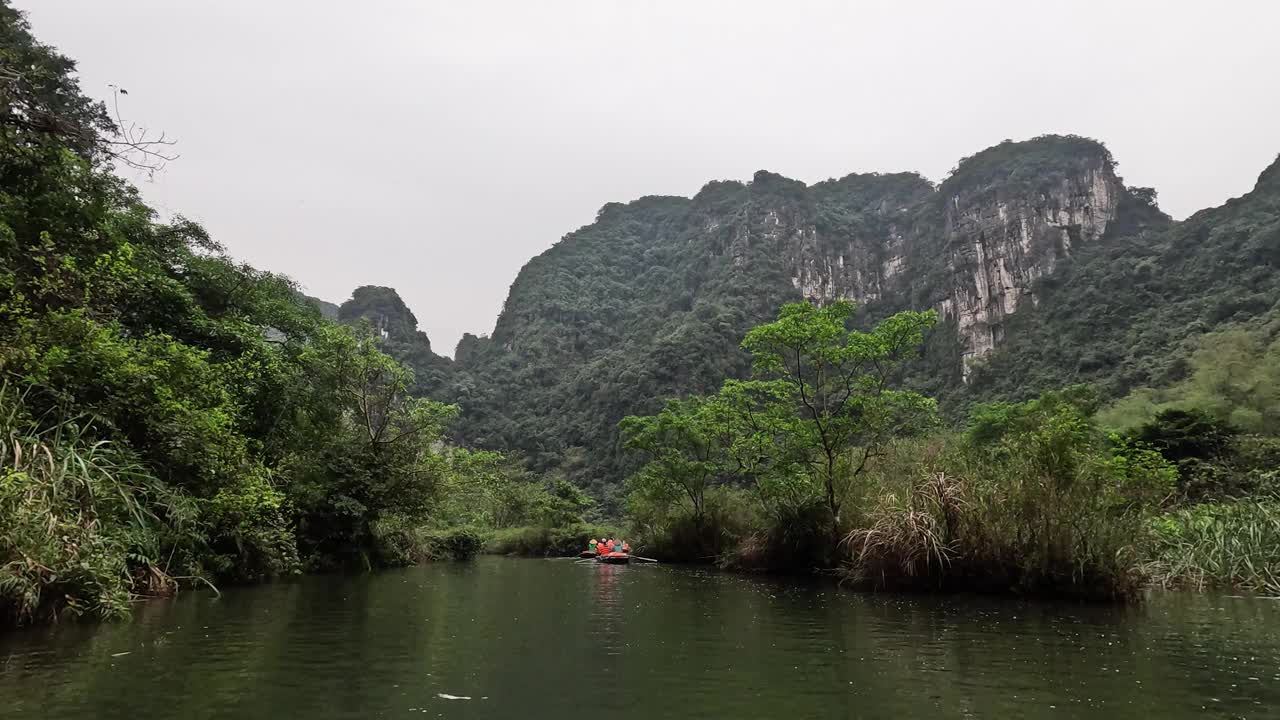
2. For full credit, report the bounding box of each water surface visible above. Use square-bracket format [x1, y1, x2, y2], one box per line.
[2, 557, 1278, 719]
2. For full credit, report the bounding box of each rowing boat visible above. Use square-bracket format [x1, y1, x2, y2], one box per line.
[598, 552, 630, 565]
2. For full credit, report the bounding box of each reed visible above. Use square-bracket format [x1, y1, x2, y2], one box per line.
[1144, 499, 1280, 594]
[0, 385, 195, 626]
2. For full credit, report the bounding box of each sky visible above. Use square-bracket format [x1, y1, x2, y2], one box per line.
[18, 0, 1280, 356]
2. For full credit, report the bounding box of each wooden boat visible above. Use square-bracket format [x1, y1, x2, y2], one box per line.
[598, 552, 630, 565]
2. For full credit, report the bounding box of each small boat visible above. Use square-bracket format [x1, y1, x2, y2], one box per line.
[598, 552, 630, 565]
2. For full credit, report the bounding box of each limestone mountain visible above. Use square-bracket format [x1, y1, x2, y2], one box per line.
[963, 152, 1280, 403]
[434, 135, 1274, 501]
[335, 286, 453, 398]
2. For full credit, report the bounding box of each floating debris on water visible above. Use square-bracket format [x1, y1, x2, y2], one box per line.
[437, 693, 471, 701]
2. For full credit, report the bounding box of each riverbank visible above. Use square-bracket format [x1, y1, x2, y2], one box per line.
[622, 491, 1280, 600]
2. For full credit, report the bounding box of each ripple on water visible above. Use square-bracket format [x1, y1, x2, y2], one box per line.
[2, 560, 1280, 719]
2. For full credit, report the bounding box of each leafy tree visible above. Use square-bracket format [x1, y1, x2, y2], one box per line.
[283, 324, 459, 568]
[740, 301, 938, 529]
[620, 395, 733, 523]
[0, 5, 522, 622]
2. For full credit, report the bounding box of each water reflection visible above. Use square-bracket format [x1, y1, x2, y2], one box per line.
[2, 558, 1278, 719]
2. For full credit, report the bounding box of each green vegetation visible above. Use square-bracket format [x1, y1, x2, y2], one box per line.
[0, 4, 596, 627]
[0, 385, 195, 622]
[619, 302, 1278, 600]
[962, 154, 1279, 407]
[4, 0, 1278, 625]
[1146, 500, 1280, 593]
[938, 134, 1116, 198]
[447, 169, 939, 506]
[484, 524, 618, 557]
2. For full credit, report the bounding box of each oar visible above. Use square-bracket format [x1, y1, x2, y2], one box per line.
[629, 555, 659, 563]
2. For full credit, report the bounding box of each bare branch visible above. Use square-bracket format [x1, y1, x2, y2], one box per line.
[104, 85, 179, 177]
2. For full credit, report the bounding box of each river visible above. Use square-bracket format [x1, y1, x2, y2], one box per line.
[2, 556, 1278, 719]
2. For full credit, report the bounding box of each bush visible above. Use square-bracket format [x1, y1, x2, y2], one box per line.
[842, 472, 965, 589]
[203, 472, 299, 581]
[835, 392, 1174, 600]
[719, 490, 833, 573]
[419, 527, 485, 561]
[369, 522, 484, 564]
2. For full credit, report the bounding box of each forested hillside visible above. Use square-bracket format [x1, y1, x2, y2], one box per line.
[963, 155, 1280, 402]
[443, 137, 1214, 501]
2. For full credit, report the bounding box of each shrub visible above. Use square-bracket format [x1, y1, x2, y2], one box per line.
[419, 527, 484, 561]
[836, 393, 1174, 600]
[843, 472, 965, 589]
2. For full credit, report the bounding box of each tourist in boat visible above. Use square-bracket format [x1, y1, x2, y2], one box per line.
[597, 538, 609, 555]
[588, 538, 598, 553]
[621, 540, 631, 554]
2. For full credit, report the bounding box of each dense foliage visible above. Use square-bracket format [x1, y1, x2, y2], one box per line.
[448, 171, 942, 503]
[0, 5, 595, 626]
[619, 305, 1184, 598]
[5, 0, 1278, 621]
[335, 285, 454, 399]
[962, 155, 1280, 406]
[620, 304, 1280, 598]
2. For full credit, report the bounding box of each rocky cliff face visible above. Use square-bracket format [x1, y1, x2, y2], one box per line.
[712, 139, 1128, 378]
[937, 157, 1121, 375]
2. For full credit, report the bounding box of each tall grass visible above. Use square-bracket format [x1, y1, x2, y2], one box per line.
[1145, 500, 1280, 594]
[836, 424, 1159, 600]
[843, 471, 965, 588]
[0, 386, 196, 626]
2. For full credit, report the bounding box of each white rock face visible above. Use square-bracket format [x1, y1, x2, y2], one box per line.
[941, 164, 1118, 378]
[721, 157, 1122, 381]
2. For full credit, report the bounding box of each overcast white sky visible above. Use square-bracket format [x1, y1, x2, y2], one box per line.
[19, 0, 1280, 355]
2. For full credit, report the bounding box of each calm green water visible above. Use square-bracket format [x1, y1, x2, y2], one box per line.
[2, 557, 1279, 719]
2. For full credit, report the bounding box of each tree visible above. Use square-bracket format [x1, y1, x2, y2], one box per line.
[283, 324, 459, 567]
[620, 395, 731, 524]
[740, 301, 938, 531]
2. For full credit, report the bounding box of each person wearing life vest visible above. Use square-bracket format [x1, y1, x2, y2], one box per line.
[597, 538, 608, 555]
[621, 540, 631, 554]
